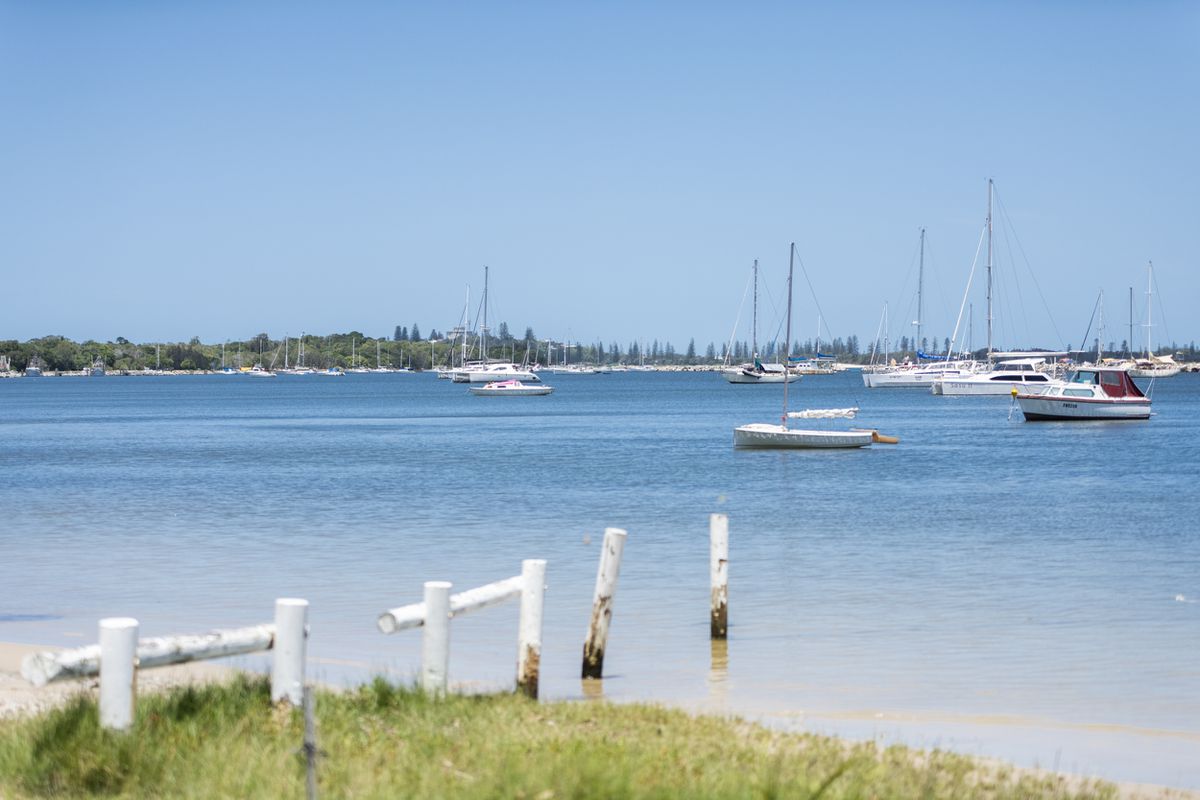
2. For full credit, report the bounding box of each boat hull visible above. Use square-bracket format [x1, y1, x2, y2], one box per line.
[469, 384, 554, 396]
[733, 424, 872, 449]
[933, 379, 1054, 396]
[1129, 366, 1181, 379]
[1016, 395, 1151, 421]
[722, 370, 800, 384]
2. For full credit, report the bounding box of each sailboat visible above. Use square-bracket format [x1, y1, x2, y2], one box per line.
[721, 259, 800, 384]
[862, 229, 982, 388]
[733, 244, 882, 449]
[1128, 262, 1181, 379]
[451, 267, 540, 383]
[932, 180, 1063, 396]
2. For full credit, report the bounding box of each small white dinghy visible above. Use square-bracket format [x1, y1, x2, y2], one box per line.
[733, 244, 896, 450]
[468, 379, 554, 397]
[734, 408, 875, 449]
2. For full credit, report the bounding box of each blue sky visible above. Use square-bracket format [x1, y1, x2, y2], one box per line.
[2, 2, 1197, 353]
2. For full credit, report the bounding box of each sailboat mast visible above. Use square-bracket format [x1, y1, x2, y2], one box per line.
[986, 178, 994, 356]
[916, 227, 925, 352]
[751, 259, 758, 358]
[1144, 261, 1153, 358]
[482, 266, 489, 363]
[782, 243, 794, 429]
[1097, 291, 1104, 363]
[1128, 286, 1134, 359]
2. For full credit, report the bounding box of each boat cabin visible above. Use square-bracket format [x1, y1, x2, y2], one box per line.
[1066, 368, 1146, 399]
[985, 358, 1053, 384]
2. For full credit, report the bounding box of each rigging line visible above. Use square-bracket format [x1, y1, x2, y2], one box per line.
[992, 188, 1067, 349]
[723, 265, 755, 365]
[1150, 265, 1172, 348]
[1075, 292, 1102, 357]
[947, 221, 988, 357]
[792, 251, 835, 347]
[886, 232, 924, 347]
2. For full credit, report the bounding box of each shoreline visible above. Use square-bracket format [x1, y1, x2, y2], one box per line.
[2, 640, 1196, 799]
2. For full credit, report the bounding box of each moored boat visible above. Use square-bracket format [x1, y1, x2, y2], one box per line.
[468, 379, 554, 396]
[1015, 366, 1150, 421]
[932, 356, 1059, 396]
[733, 243, 892, 450]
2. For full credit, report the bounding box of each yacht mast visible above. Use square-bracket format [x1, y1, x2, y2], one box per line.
[1128, 286, 1134, 359]
[916, 227, 925, 352]
[782, 243, 795, 429]
[1144, 261, 1153, 358]
[482, 266, 489, 363]
[751, 259, 758, 359]
[986, 179, 994, 356]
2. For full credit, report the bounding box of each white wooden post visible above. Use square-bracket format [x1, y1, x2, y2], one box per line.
[421, 581, 452, 695]
[271, 598, 308, 705]
[99, 617, 138, 731]
[517, 559, 547, 698]
[582, 527, 627, 679]
[710, 513, 729, 639]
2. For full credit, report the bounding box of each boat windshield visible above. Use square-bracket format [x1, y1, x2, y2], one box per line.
[1070, 371, 1098, 385]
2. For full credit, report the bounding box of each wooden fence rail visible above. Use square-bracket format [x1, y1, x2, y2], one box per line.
[19, 598, 308, 731]
[377, 559, 547, 698]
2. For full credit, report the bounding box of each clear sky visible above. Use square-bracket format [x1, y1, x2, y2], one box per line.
[2, 2, 1197, 353]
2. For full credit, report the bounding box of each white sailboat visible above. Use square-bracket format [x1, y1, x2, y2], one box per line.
[1128, 262, 1181, 379]
[721, 259, 800, 384]
[347, 337, 371, 373]
[863, 229, 983, 388]
[733, 243, 883, 450]
[451, 267, 541, 383]
[932, 180, 1063, 396]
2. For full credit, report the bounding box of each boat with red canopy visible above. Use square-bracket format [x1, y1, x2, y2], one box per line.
[1014, 366, 1151, 421]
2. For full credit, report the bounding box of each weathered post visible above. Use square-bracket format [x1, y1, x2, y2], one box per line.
[710, 513, 729, 639]
[271, 598, 309, 705]
[517, 559, 547, 698]
[582, 527, 627, 679]
[421, 581, 452, 694]
[99, 617, 138, 731]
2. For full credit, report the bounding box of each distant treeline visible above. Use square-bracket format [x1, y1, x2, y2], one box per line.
[3, 328, 1196, 372]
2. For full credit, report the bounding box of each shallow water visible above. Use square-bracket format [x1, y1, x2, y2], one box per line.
[2, 370, 1197, 786]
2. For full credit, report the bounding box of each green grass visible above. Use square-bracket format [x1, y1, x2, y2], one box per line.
[0, 676, 1117, 799]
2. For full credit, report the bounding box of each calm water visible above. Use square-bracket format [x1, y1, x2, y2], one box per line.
[2, 371, 1198, 786]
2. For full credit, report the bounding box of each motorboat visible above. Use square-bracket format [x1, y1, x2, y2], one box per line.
[932, 357, 1058, 396]
[468, 379, 553, 396]
[1015, 366, 1151, 420]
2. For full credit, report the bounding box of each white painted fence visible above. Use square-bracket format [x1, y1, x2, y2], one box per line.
[20, 598, 308, 731]
[377, 559, 546, 698]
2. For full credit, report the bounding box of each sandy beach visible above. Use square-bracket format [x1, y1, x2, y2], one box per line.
[0, 641, 231, 720]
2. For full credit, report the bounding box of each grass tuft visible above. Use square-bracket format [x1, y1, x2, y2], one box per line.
[0, 676, 1120, 799]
